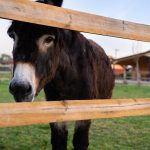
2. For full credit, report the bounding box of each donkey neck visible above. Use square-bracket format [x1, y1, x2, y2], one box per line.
[44, 31, 91, 100]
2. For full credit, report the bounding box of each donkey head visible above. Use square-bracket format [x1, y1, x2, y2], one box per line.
[8, 0, 63, 102]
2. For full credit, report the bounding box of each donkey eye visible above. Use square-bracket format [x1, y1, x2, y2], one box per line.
[37, 35, 55, 49]
[44, 36, 54, 44]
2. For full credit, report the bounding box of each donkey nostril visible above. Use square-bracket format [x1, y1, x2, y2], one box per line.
[9, 82, 32, 96]
[25, 84, 32, 94]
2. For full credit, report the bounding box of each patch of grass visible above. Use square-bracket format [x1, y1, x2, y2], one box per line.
[89, 116, 150, 150]
[0, 81, 150, 150]
[0, 80, 13, 102]
[0, 72, 11, 79]
[113, 83, 150, 98]
[0, 124, 51, 150]
[0, 117, 149, 150]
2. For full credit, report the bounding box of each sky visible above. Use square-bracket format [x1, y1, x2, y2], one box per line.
[0, 0, 150, 58]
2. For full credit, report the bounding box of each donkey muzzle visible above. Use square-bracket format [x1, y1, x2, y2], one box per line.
[9, 81, 34, 102]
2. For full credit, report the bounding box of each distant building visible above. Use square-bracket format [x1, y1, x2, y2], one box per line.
[0, 54, 13, 72]
[0, 54, 13, 65]
[113, 50, 150, 82]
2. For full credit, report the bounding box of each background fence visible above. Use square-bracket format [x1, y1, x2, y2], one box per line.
[0, 0, 150, 128]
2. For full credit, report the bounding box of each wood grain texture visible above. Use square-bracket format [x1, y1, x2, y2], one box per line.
[0, 98, 150, 127]
[0, 0, 150, 42]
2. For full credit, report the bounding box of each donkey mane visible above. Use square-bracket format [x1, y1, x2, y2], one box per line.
[43, 28, 114, 100]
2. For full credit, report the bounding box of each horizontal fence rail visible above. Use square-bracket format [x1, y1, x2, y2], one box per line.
[0, 98, 150, 128]
[0, 0, 150, 42]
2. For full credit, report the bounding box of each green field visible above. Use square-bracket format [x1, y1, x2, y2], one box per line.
[0, 72, 11, 79]
[0, 80, 150, 150]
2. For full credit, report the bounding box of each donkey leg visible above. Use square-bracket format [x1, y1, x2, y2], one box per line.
[50, 122, 68, 150]
[73, 120, 91, 150]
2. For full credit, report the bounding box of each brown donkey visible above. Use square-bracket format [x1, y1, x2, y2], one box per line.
[8, 0, 114, 149]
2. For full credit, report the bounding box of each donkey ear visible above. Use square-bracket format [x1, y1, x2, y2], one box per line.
[37, 0, 63, 7]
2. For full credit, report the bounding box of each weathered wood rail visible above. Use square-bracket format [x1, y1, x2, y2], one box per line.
[0, 98, 150, 127]
[0, 0, 150, 42]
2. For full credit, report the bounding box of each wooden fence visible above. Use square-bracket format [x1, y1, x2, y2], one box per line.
[0, 0, 150, 128]
[0, 99, 150, 127]
[0, 0, 150, 42]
